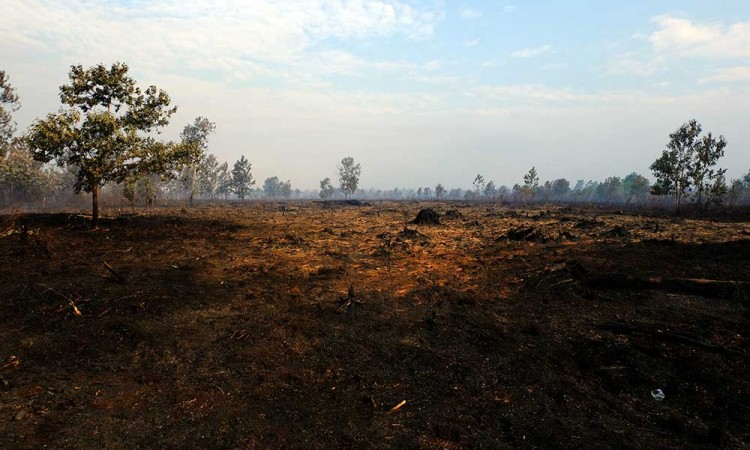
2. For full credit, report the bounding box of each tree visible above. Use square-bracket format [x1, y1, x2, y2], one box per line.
[650, 119, 727, 213]
[596, 176, 623, 202]
[0, 143, 50, 204]
[692, 132, 727, 210]
[472, 174, 485, 199]
[483, 180, 496, 200]
[123, 173, 160, 208]
[623, 172, 650, 199]
[26, 62, 185, 227]
[1, 70, 21, 154]
[550, 178, 570, 197]
[280, 180, 292, 198]
[423, 186, 432, 199]
[231, 155, 254, 200]
[434, 183, 445, 200]
[217, 161, 231, 200]
[521, 167, 539, 200]
[179, 116, 216, 206]
[524, 167, 539, 190]
[197, 153, 220, 198]
[319, 177, 335, 199]
[338, 156, 361, 198]
[263, 176, 290, 199]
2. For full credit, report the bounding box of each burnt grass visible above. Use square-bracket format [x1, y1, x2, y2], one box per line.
[0, 202, 749, 449]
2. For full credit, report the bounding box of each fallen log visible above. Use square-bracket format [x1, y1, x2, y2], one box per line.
[564, 261, 746, 298]
[583, 274, 746, 299]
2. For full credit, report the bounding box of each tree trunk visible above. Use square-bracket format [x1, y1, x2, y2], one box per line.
[92, 184, 100, 229]
[189, 164, 196, 207]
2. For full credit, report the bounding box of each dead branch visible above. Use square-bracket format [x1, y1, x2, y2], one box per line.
[102, 261, 127, 284]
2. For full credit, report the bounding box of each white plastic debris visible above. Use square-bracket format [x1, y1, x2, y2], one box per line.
[651, 389, 665, 401]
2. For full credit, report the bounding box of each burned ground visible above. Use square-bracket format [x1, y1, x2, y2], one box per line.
[0, 202, 748, 449]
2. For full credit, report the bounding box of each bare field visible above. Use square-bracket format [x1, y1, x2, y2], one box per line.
[0, 202, 749, 448]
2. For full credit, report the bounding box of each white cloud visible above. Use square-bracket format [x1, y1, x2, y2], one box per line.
[511, 45, 552, 58]
[464, 38, 480, 47]
[649, 16, 750, 59]
[503, 5, 519, 14]
[700, 67, 750, 84]
[607, 52, 664, 77]
[0, 0, 443, 83]
[459, 7, 481, 19]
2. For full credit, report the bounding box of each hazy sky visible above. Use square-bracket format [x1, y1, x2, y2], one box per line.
[2, 1, 749, 190]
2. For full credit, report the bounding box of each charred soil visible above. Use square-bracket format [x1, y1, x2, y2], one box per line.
[0, 202, 749, 448]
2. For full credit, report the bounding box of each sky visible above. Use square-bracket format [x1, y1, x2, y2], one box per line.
[1, 0, 749, 190]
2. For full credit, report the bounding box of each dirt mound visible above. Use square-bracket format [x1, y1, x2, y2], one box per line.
[412, 208, 441, 225]
[603, 226, 630, 238]
[444, 209, 463, 219]
[397, 227, 427, 240]
[574, 218, 602, 229]
[501, 226, 549, 242]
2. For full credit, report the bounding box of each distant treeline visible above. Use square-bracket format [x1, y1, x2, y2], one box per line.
[2, 64, 749, 217]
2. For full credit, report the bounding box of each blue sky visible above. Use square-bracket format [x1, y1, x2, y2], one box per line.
[1, 0, 749, 189]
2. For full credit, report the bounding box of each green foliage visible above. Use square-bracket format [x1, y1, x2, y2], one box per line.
[472, 174, 485, 197]
[338, 156, 361, 198]
[123, 173, 160, 207]
[197, 154, 220, 197]
[434, 183, 445, 199]
[319, 177, 335, 199]
[0, 144, 50, 203]
[179, 117, 216, 204]
[0, 70, 21, 153]
[623, 172, 650, 197]
[524, 167, 539, 189]
[519, 167, 539, 198]
[216, 161, 232, 199]
[596, 177, 624, 201]
[263, 176, 292, 199]
[483, 180, 496, 199]
[650, 119, 727, 212]
[231, 155, 254, 200]
[25, 62, 182, 224]
[550, 178, 570, 197]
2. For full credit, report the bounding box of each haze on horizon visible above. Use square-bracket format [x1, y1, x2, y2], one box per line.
[1, 0, 749, 191]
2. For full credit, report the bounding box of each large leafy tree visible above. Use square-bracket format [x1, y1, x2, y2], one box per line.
[338, 156, 361, 198]
[649, 119, 726, 213]
[26, 63, 189, 227]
